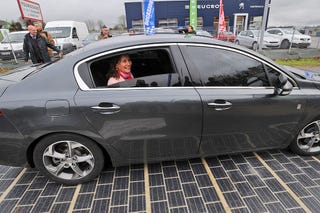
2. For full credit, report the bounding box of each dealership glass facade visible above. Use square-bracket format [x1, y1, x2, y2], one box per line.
[125, 0, 268, 35]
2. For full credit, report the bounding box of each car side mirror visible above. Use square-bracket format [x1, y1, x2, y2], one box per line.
[274, 74, 293, 96]
[249, 35, 254, 38]
[277, 33, 283, 36]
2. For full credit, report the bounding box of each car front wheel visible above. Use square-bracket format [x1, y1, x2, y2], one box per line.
[33, 134, 104, 185]
[290, 120, 320, 155]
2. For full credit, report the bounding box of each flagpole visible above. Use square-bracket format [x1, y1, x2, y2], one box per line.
[218, 0, 221, 37]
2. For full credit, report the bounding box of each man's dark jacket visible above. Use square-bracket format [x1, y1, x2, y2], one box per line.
[23, 33, 60, 63]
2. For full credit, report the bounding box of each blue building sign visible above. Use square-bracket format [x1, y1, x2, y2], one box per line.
[125, 0, 268, 35]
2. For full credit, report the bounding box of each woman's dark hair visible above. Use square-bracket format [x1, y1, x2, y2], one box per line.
[106, 54, 130, 80]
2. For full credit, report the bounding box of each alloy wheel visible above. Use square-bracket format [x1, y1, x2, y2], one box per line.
[42, 140, 95, 180]
[296, 121, 320, 153]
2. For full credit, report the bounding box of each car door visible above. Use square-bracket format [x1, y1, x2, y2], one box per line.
[246, 30, 256, 47]
[180, 44, 306, 156]
[74, 46, 202, 165]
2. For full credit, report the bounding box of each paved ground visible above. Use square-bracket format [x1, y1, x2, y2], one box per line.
[0, 150, 320, 212]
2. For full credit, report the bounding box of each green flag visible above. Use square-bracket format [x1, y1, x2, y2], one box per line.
[189, 0, 197, 30]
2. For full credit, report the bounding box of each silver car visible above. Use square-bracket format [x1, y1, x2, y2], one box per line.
[235, 30, 280, 50]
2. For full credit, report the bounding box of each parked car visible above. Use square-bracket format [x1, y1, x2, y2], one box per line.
[266, 28, 311, 49]
[195, 30, 212, 37]
[81, 32, 99, 47]
[214, 31, 236, 42]
[1, 34, 320, 185]
[0, 31, 28, 60]
[235, 30, 281, 50]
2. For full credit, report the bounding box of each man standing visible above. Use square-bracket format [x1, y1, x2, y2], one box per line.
[34, 22, 56, 62]
[23, 25, 62, 64]
[98, 25, 112, 40]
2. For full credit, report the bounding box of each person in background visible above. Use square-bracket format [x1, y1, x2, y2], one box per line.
[23, 25, 62, 64]
[98, 25, 112, 40]
[107, 54, 134, 86]
[34, 22, 56, 61]
[186, 25, 196, 34]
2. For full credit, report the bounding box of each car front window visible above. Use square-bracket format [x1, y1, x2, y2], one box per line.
[45, 27, 71, 38]
[185, 46, 270, 87]
[86, 48, 181, 88]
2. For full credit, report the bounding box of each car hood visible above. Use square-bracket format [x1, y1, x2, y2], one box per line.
[283, 65, 320, 81]
[0, 42, 23, 51]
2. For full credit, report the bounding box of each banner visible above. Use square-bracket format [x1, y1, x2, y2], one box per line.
[189, 0, 197, 30]
[143, 0, 155, 35]
[17, 0, 43, 22]
[218, 0, 226, 33]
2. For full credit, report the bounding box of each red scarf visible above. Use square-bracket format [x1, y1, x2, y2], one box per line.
[119, 71, 133, 80]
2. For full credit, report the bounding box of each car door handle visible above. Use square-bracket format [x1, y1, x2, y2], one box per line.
[91, 104, 120, 114]
[208, 100, 232, 111]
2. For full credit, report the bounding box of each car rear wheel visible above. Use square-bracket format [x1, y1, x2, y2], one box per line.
[33, 134, 104, 185]
[290, 120, 320, 155]
[235, 40, 240, 45]
[280, 40, 290, 49]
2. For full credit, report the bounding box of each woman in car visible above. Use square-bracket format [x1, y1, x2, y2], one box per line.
[107, 54, 134, 86]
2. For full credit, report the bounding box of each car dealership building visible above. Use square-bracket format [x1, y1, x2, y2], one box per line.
[125, 0, 269, 35]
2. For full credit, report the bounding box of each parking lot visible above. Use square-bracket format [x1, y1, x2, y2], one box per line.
[0, 150, 320, 212]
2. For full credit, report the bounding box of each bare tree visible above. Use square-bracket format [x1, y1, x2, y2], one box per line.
[85, 19, 96, 32]
[118, 15, 126, 30]
[97, 20, 105, 30]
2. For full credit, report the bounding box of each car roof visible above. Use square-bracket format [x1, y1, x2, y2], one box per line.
[66, 33, 277, 68]
[80, 34, 222, 52]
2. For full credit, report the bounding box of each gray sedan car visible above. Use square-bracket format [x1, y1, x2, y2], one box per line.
[1, 34, 319, 185]
[235, 30, 281, 50]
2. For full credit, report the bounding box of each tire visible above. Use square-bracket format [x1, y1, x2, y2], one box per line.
[235, 40, 240, 45]
[33, 134, 105, 185]
[290, 120, 320, 156]
[252, 42, 258, 51]
[280, 40, 290, 49]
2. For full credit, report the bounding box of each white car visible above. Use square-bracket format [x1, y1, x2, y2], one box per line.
[266, 28, 311, 49]
[235, 30, 280, 50]
[0, 31, 28, 60]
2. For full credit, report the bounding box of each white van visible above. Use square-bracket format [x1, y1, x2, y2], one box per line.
[44, 20, 89, 54]
[0, 30, 28, 60]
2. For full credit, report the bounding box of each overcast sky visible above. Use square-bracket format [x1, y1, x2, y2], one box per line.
[0, 0, 319, 27]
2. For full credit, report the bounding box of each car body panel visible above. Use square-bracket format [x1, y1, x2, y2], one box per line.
[0, 34, 320, 170]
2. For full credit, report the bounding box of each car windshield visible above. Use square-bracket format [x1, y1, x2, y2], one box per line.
[1, 32, 26, 43]
[253, 31, 260, 36]
[45, 27, 71, 38]
[283, 29, 302, 35]
[83, 33, 99, 41]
